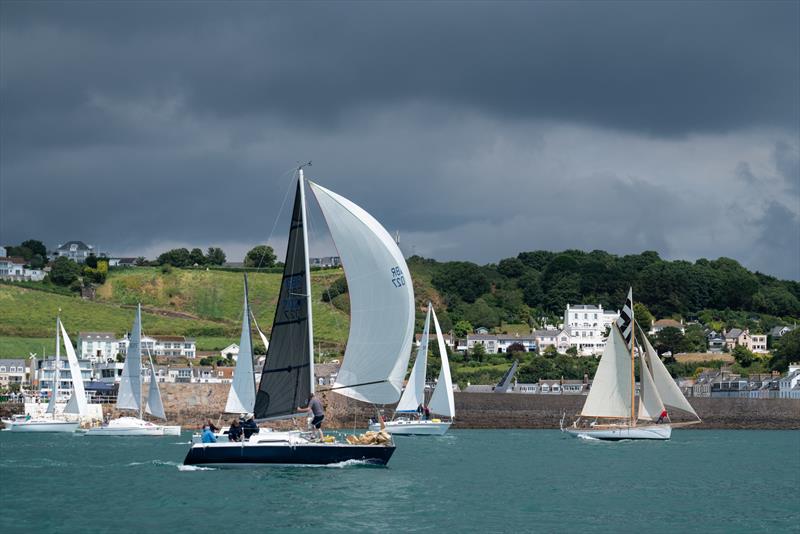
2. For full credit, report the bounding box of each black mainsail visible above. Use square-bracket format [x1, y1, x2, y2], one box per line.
[254, 179, 313, 420]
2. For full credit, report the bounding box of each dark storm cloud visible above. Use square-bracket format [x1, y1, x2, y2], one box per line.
[1, 1, 798, 279]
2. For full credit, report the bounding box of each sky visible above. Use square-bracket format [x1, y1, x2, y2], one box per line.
[1, 1, 798, 279]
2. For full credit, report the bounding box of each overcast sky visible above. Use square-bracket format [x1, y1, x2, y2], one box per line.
[1, 1, 798, 279]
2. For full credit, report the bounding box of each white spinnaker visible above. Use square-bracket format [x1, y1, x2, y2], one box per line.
[309, 181, 415, 404]
[396, 306, 431, 412]
[428, 307, 455, 418]
[225, 284, 256, 414]
[581, 325, 632, 418]
[637, 350, 665, 421]
[145, 355, 166, 420]
[117, 305, 143, 411]
[642, 331, 699, 418]
[60, 323, 88, 416]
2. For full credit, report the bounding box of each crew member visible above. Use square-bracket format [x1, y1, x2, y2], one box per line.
[298, 393, 325, 441]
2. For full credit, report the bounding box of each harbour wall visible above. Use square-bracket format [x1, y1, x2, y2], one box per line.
[3, 385, 798, 429]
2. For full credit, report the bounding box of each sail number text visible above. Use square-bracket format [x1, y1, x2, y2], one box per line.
[391, 266, 406, 288]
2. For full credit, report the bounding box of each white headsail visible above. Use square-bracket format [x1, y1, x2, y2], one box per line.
[309, 181, 415, 404]
[427, 306, 455, 418]
[641, 328, 699, 418]
[580, 324, 632, 418]
[226, 276, 257, 414]
[396, 305, 431, 412]
[60, 322, 88, 416]
[145, 353, 166, 420]
[45, 316, 61, 415]
[117, 304, 143, 412]
[637, 350, 665, 421]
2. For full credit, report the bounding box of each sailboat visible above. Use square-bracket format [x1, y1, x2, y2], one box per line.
[85, 304, 179, 436]
[184, 167, 414, 467]
[562, 289, 700, 440]
[368, 302, 455, 435]
[3, 314, 85, 432]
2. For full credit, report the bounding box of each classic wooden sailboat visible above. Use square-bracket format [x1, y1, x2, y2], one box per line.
[369, 302, 455, 435]
[3, 314, 85, 433]
[562, 289, 700, 441]
[184, 167, 415, 467]
[85, 305, 179, 436]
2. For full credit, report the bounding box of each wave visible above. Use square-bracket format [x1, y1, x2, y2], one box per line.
[177, 464, 216, 471]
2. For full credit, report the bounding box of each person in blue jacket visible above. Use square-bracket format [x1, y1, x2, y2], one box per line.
[201, 425, 217, 443]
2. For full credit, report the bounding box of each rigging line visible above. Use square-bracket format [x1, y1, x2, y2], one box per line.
[254, 167, 297, 272]
[317, 379, 388, 392]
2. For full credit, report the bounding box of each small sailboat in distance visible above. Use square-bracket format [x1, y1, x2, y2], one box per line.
[369, 302, 455, 435]
[183, 166, 414, 467]
[562, 288, 700, 440]
[85, 305, 179, 436]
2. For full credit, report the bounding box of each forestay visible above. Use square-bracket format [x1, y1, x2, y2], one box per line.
[117, 305, 143, 412]
[396, 306, 431, 412]
[225, 276, 256, 414]
[254, 180, 313, 420]
[60, 322, 88, 416]
[580, 325, 632, 418]
[428, 307, 455, 419]
[641, 329, 699, 418]
[309, 181, 415, 405]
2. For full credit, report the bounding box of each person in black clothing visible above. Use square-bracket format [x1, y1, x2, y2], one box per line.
[228, 419, 243, 442]
[242, 417, 259, 439]
[298, 393, 325, 441]
[206, 420, 220, 433]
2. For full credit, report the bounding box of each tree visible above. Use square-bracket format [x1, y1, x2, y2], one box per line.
[469, 342, 487, 363]
[542, 345, 559, 358]
[190, 248, 206, 266]
[206, 247, 226, 266]
[732, 345, 756, 367]
[770, 329, 800, 372]
[20, 239, 47, 258]
[244, 245, 277, 268]
[85, 254, 98, 269]
[633, 303, 654, 331]
[431, 261, 489, 303]
[506, 342, 526, 354]
[497, 257, 526, 278]
[653, 327, 687, 358]
[157, 248, 192, 267]
[322, 276, 348, 302]
[28, 254, 45, 269]
[453, 320, 473, 338]
[566, 346, 578, 357]
[49, 257, 80, 286]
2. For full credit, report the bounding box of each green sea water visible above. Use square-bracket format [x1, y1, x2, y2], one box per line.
[1, 429, 797, 533]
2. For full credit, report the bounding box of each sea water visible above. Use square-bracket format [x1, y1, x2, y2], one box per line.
[0, 430, 797, 533]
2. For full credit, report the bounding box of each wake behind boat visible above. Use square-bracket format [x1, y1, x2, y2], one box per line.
[184, 166, 414, 467]
[562, 289, 700, 441]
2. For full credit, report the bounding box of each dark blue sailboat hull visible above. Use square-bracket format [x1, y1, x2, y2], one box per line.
[183, 442, 395, 467]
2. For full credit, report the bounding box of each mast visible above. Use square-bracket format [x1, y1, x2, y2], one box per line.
[631, 319, 636, 426]
[54, 312, 60, 411]
[138, 304, 143, 420]
[298, 167, 315, 395]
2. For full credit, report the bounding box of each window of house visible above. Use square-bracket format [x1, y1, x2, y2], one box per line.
[0, 367, 6, 372]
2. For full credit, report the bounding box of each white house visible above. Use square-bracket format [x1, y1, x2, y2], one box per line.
[0, 359, 29, 389]
[778, 364, 800, 399]
[563, 304, 619, 356]
[50, 240, 99, 263]
[93, 361, 125, 385]
[78, 332, 122, 362]
[414, 332, 456, 350]
[36, 358, 93, 401]
[220, 343, 239, 360]
[119, 335, 196, 359]
[309, 256, 341, 268]
[650, 319, 685, 335]
[0, 256, 45, 281]
[533, 329, 571, 353]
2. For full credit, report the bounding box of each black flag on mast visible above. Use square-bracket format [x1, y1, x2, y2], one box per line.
[616, 287, 634, 348]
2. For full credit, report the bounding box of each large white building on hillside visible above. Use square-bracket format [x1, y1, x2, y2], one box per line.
[563, 304, 619, 356]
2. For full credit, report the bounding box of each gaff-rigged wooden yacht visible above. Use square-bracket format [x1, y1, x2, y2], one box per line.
[369, 302, 455, 435]
[562, 289, 700, 441]
[183, 167, 415, 467]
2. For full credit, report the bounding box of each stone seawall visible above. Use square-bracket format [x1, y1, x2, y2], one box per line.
[3, 385, 797, 430]
[98, 384, 800, 430]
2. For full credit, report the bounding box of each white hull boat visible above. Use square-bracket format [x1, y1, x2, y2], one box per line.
[84, 417, 165, 436]
[161, 425, 182, 436]
[2, 416, 79, 433]
[563, 423, 672, 441]
[369, 419, 451, 436]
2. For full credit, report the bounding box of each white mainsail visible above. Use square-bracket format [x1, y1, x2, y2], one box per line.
[145, 354, 166, 420]
[580, 324, 632, 418]
[60, 322, 88, 416]
[637, 349, 665, 421]
[396, 306, 431, 412]
[225, 277, 257, 414]
[641, 329, 699, 418]
[117, 304, 143, 412]
[45, 318, 60, 415]
[309, 181, 415, 405]
[427, 306, 455, 419]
